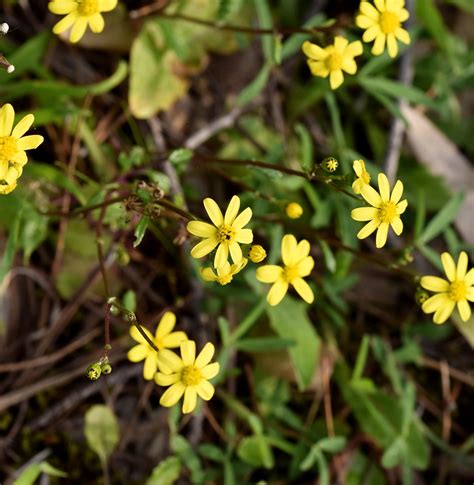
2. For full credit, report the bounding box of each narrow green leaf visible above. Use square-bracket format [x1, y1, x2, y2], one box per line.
[254, 0, 273, 62]
[0, 212, 21, 283]
[381, 437, 405, 468]
[318, 436, 347, 454]
[236, 63, 271, 107]
[235, 336, 295, 352]
[294, 123, 314, 172]
[84, 405, 120, 464]
[146, 456, 181, 485]
[134, 215, 150, 248]
[319, 240, 336, 273]
[352, 335, 371, 382]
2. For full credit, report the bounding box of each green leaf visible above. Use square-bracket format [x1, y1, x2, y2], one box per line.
[318, 436, 347, 453]
[20, 209, 49, 263]
[169, 148, 194, 165]
[171, 435, 204, 484]
[217, 0, 244, 20]
[12, 464, 42, 485]
[236, 63, 271, 107]
[146, 456, 181, 485]
[294, 123, 314, 172]
[0, 212, 21, 283]
[254, 0, 273, 62]
[446, 0, 474, 12]
[235, 336, 295, 352]
[198, 444, 225, 462]
[237, 435, 274, 469]
[267, 297, 320, 390]
[122, 289, 137, 312]
[381, 437, 405, 468]
[416, 191, 464, 245]
[84, 405, 120, 464]
[134, 215, 150, 248]
[319, 240, 336, 273]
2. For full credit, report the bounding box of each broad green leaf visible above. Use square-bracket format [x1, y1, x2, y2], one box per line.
[146, 456, 181, 485]
[237, 435, 274, 469]
[134, 215, 150, 248]
[416, 191, 464, 245]
[318, 436, 347, 453]
[84, 405, 120, 464]
[235, 336, 295, 352]
[123, 289, 137, 312]
[267, 297, 320, 390]
[381, 437, 405, 468]
[198, 444, 225, 462]
[169, 148, 194, 166]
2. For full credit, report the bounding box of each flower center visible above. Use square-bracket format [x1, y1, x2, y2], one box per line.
[379, 11, 400, 34]
[181, 365, 202, 386]
[0, 136, 18, 164]
[78, 0, 99, 15]
[326, 52, 343, 71]
[217, 224, 235, 243]
[361, 171, 371, 184]
[217, 274, 233, 285]
[448, 281, 467, 302]
[283, 265, 299, 283]
[378, 201, 397, 223]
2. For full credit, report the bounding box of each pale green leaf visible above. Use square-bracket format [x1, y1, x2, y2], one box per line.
[146, 456, 181, 485]
[84, 405, 120, 464]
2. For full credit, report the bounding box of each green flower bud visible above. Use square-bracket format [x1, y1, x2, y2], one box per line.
[101, 363, 112, 375]
[322, 157, 338, 173]
[87, 363, 101, 380]
[415, 289, 429, 306]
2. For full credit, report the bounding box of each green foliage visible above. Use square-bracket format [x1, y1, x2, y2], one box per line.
[13, 461, 67, 485]
[146, 457, 182, 485]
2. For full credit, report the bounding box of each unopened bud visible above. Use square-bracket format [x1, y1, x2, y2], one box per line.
[321, 157, 338, 173]
[286, 202, 303, 219]
[87, 363, 101, 380]
[248, 245, 267, 263]
[101, 363, 112, 375]
[0, 23, 9, 35]
[415, 289, 429, 306]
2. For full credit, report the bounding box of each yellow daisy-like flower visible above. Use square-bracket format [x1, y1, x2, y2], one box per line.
[0, 104, 44, 194]
[155, 340, 220, 414]
[48, 0, 118, 44]
[351, 173, 407, 248]
[127, 312, 188, 381]
[356, 0, 411, 58]
[201, 258, 247, 285]
[256, 234, 315, 306]
[420, 251, 474, 324]
[302, 36, 363, 90]
[352, 159, 371, 195]
[187, 195, 253, 269]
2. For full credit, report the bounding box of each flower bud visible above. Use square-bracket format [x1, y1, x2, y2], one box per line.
[87, 363, 102, 380]
[101, 363, 112, 375]
[248, 245, 267, 263]
[286, 202, 303, 219]
[322, 157, 338, 173]
[415, 289, 429, 306]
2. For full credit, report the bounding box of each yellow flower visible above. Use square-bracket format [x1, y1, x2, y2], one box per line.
[248, 244, 267, 263]
[286, 202, 303, 219]
[127, 312, 188, 380]
[356, 0, 411, 58]
[48, 0, 118, 43]
[322, 157, 339, 173]
[155, 340, 220, 414]
[0, 104, 44, 194]
[201, 258, 247, 285]
[420, 251, 474, 324]
[302, 37, 363, 90]
[352, 159, 371, 194]
[256, 234, 314, 306]
[187, 195, 253, 268]
[351, 173, 407, 248]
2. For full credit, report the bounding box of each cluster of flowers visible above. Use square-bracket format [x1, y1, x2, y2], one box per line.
[303, 0, 411, 89]
[127, 312, 220, 414]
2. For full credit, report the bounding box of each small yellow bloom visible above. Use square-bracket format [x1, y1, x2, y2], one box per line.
[322, 157, 338, 173]
[351, 173, 407, 248]
[201, 258, 247, 285]
[0, 104, 44, 195]
[48, 0, 118, 43]
[155, 340, 220, 414]
[248, 245, 267, 263]
[352, 159, 371, 194]
[187, 195, 253, 269]
[286, 202, 303, 219]
[302, 36, 363, 90]
[256, 234, 315, 306]
[127, 312, 188, 381]
[356, 0, 411, 58]
[420, 251, 474, 324]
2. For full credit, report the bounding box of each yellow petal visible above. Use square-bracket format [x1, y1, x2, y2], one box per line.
[48, 1, 77, 15]
[457, 299, 471, 322]
[441, 252, 456, 282]
[433, 300, 455, 324]
[53, 12, 78, 34]
[161, 331, 188, 348]
[422, 293, 449, 314]
[353, 159, 365, 177]
[267, 280, 289, 306]
[196, 380, 215, 401]
[156, 311, 176, 339]
[292, 278, 314, 304]
[360, 2, 380, 20]
[190, 236, 219, 259]
[356, 14, 377, 29]
[389, 180, 403, 204]
[329, 69, 344, 90]
[143, 353, 158, 380]
[127, 344, 148, 362]
[130, 324, 153, 345]
[420, 276, 449, 292]
[395, 27, 410, 44]
[361, 184, 382, 208]
[224, 195, 240, 224]
[464, 268, 474, 286]
[201, 267, 217, 281]
[357, 218, 380, 240]
[353, 178, 364, 194]
[89, 13, 104, 33]
[160, 382, 185, 407]
[466, 288, 474, 302]
[195, 342, 215, 368]
[0, 103, 14, 136]
[374, 0, 386, 12]
[256, 265, 283, 283]
[214, 242, 229, 268]
[362, 24, 381, 42]
[396, 199, 408, 215]
[181, 340, 196, 366]
[216, 261, 231, 277]
[11, 114, 34, 139]
[334, 36, 349, 52]
[398, 8, 409, 22]
[232, 207, 252, 230]
[372, 33, 386, 56]
[342, 58, 357, 75]
[376, 222, 389, 248]
[70, 16, 88, 43]
[158, 348, 184, 374]
[295, 240, 311, 260]
[456, 251, 468, 280]
[154, 372, 180, 386]
[302, 41, 328, 60]
[203, 198, 223, 226]
[281, 234, 297, 266]
[296, 256, 314, 277]
[308, 60, 329, 77]
[201, 362, 220, 380]
[386, 33, 398, 58]
[351, 207, 378, 221]
[182, 387, 197, 414]
[187, 221, 217, 237]
[378, 173, 391, 201]
[235, 228, 253, 244]
[12, 150, 27, 167]
[346, 40, 363, 57]
[16, 135, 44, 151]
[390, 217, 403, 236]
[229, 241, 242, 264]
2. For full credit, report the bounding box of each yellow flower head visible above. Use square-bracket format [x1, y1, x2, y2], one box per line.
[302, 37, 363, 90]
[48, 0, 118, 43]
[352, 159, 371, 194]
[356, 0, 411, 58]
[322, 157, 339, 173]
[420, 251, 474, 324]
[351, 173, 407, 248]
[0, 104, 44, 194]
[187, 195, 253, 268]
[256, 234, 315, 306]
[201, 258, 248, 285]
[286, 202, 303, 219]
[155, 340, 220, 414]
[248, 244, 267, 263]
[127, 312, 188, 380]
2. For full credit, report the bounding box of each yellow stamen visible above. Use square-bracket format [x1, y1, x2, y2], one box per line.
[379, 11, 401, 34]
[181, 365, 202, 386]
[326, 52, 343, 71]
[448, 281, 467, 302]
[378, 201, 397, 223]
[78, 0, 99, 15]
[0, 136, 18, 164]
[217, 225, 235, 243]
